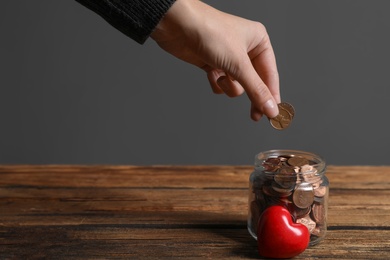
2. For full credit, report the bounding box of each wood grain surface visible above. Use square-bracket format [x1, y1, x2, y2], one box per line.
[0, 165, 389, 259]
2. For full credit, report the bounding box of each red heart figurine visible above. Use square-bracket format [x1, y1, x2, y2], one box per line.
[257, 205, 310, 258]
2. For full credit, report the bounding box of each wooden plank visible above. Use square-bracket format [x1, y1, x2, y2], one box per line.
[1, 188, 390, 227]
[327, 166, 390, 189]
[0, 165, 252, 188]
[1, 165, 390, 188]
[1, 225, 389, 259]
[1, 165, 390, 189]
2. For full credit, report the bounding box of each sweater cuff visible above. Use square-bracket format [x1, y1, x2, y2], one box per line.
[76, 0, 177, 44]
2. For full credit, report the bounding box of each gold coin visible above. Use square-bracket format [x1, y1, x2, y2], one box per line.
[269, 103, 293, 130]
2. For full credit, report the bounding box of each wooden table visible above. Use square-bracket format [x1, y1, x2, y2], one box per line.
[0, 165, 389, 259]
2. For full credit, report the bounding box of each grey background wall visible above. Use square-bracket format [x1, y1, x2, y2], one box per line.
[0, 1, 389, 165]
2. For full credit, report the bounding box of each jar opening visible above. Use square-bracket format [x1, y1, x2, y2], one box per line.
[255, 149, 326, 175]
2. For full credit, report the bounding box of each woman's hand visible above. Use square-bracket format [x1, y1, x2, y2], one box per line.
[151, 0, 280, 121]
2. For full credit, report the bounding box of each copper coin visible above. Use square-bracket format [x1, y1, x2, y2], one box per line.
[274, 171, 296, 189]
[311, 226, 322, 236]
[292, 205, 311, 219]
[300, 164, 317, 174]
[296, 216, 316, 233]
[262, 157, 281, 172]
[278, 166, 296, 174]
[277, 156, 289, 162]
[279, 102, 295, 118]
[314, 185, 327, 197]
[293, 182, 314, 209]
[272, 182, 293, 196]
[314, 195, 325, 203]
[262, 184, 278, 197]
[269, 104, 293, 130]
[288, 156, 310, 167]
[265, 157, 281, 165]
[312, 203, 325, 223]
[303, 174, 321, 185]
[262, 162, 279, 172]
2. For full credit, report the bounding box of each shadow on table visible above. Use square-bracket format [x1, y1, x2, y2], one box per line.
[169, 210, 259, 259]
[206, 222, 259, 259]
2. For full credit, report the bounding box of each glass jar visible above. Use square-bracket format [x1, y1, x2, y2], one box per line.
[248, 149, 328, 246]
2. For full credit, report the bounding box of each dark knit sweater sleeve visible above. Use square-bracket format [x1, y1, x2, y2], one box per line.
[75, 0, 177, 44]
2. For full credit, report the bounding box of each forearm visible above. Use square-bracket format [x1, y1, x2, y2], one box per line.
[75, 0, 176, 44]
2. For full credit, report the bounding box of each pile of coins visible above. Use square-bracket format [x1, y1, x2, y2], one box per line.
[249, 154, 328, 244]
[269, 102, 295, 130]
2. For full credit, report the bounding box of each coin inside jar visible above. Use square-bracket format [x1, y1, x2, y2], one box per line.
[291, 204, 311, 219]
[311, 202, 325, 223]
[271, 182, 293, 196]
[296, 215, 316, 233]
[293, 182, 314, 209]
[314, 185, 327, 197]
[288, 156, 310, 167]
[274, 171, 296, 189]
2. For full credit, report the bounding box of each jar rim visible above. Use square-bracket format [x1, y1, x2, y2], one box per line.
[255, 149, 326, 173]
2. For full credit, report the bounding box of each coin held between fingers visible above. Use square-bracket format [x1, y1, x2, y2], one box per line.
[268, 102, 295, 130]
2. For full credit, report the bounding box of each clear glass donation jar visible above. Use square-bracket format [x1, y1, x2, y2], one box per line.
[248, 150, 329, 246]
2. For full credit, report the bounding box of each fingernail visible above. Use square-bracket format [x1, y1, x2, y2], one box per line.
[262, 99, 279, 118]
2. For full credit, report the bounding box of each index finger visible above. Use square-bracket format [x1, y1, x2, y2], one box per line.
[250, 37, 281, 104]
[233, 56, 279, 119]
